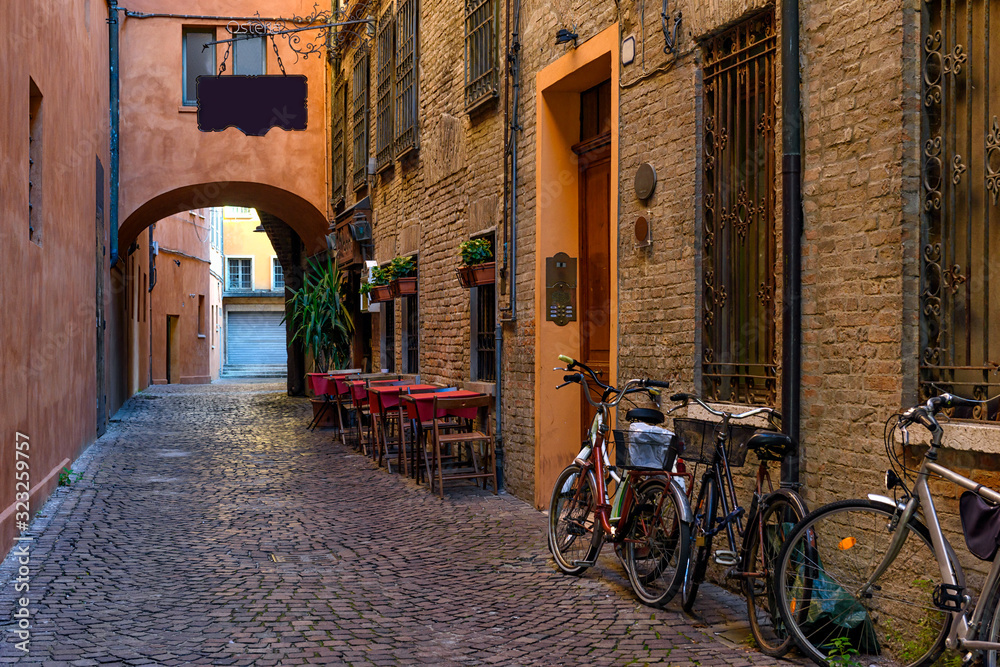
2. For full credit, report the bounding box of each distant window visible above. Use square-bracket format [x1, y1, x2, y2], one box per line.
[183, 28, 216, 106]
[227, 258, 252, 290]
[403, 293, 418, 373]
[465, 0, 499, 111]
[272, 258, 284, 290]
[381, 300, 395, 373]
[471, 233, 496, 382]
[233, 35, 266, 75]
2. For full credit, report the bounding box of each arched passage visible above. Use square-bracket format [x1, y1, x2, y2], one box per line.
[119, 182, 329, 258]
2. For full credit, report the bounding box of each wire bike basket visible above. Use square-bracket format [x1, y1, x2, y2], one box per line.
[612, 428, 681, 471]
[671, 418, 763, 467]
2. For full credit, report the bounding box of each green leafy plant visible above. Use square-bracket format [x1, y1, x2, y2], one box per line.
[359, 281, 374, 296]
[58, 467, 82, 487]
[284, 256, 355, 373]
[826, 636, 862, 667]
[370, 265, 391, 286]
[388, 255, 416, 279]
[459, 238, 493, 266]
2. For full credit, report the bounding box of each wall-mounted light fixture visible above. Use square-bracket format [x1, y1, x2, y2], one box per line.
[253, 224, 266, 232]
[555, 27, 578, 47]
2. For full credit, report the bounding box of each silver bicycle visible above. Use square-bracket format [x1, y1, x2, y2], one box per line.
[774, 393, 1000, 667]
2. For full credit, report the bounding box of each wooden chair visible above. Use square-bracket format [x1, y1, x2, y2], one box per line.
[428, 395, 497, 498]
[373, 382, 411, 471]
[399, 387, 459, 483]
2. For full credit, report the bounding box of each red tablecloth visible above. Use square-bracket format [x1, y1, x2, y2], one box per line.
[404, 390, 485, 421]
[368, 384, 436, 413]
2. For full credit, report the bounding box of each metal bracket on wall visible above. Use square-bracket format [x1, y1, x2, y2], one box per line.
[660, 0, 682, 54]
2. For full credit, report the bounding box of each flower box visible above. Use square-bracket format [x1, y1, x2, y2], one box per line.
[457, 262, 495, 287]
[390, 276, 418, 297]
[371, 285, 393, 302]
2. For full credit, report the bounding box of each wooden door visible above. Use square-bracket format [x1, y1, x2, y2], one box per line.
[576, 133, 612, 434]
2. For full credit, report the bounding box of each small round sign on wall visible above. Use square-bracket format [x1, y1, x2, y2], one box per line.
[634, 163, 657, 200]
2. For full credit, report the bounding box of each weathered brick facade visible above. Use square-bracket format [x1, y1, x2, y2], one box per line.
[327, 0, 1000, 588]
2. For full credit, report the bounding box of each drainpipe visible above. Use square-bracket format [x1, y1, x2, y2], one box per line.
[780, 0, 802, 488]
[107, 0, 120, 266]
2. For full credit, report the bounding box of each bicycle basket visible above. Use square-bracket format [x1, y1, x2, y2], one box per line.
[612, 428, 679, 471]
[671, 418, 765, 468]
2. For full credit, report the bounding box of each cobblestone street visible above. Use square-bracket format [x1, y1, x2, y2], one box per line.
[0, 383, 800, 666]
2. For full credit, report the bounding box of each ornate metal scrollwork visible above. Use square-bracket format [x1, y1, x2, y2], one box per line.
[987, 117, 1000, 205]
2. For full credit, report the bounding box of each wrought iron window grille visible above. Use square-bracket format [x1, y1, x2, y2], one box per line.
[332, 80, 346, 206]
[395, 0, 419, 157]
[465, 0, 500, 111]
[700, 10, 778, 406]
[920, 0, 1000, 421]
[375, 8, 395, 173]
[352, 45, 371, 192]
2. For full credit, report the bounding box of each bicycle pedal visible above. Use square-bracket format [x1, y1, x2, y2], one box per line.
[713, 550, 739, 566]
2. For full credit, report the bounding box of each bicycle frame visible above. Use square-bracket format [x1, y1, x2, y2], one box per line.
[869, 424, 1000, 653]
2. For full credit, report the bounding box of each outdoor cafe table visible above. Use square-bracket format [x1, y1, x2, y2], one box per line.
[402, 390, 486, 482]
[368, 384, 436, 473]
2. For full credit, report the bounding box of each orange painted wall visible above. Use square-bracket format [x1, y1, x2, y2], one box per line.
[223, 208, 281, 291]
[115, 1, 332, 254]
[533, 26, 620, 508]
[149, 210, 213, 384]
[0, 1, 113, 552]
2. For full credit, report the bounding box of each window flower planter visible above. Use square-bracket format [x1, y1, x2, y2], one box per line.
[390, 276, 418, 297]
[371, 285, 394, 302]
[457, 261, 495, 287]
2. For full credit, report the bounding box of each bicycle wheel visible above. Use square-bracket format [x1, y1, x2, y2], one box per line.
[682, 476, 717, 611]
[774, 499, 950, 667]
[975, 574, 1000, 666]
[624, 478, 691, 607]
[548, 463, 603, 575]
[741, 491, 806, 657]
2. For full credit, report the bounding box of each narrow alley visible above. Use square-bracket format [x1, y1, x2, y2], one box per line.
[0, 384, 791, 666]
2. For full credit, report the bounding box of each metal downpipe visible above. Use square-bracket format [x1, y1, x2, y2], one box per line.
[107, 0, 120, 266]
[780, 0, 802, 488]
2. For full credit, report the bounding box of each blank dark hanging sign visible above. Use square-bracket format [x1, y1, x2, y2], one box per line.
[196, 75, 308, 136]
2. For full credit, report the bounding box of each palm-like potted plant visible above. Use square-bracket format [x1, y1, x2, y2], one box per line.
[457, 238, 495, 287]
[388, 255, 417, 297]
[369, 265, 393, 302]
[285, 256, 355, 373]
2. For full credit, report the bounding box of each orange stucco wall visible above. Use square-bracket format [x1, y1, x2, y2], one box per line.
[533, 25, 620, 508]
[116, 1, 332, 254]
[149, 210, 213, 384]
[223, 208, 281, 291]
[0, 1, 113, 552]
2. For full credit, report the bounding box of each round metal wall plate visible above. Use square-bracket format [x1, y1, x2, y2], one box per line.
[634, 216, 649, 244]
[634, 163, 657, 200]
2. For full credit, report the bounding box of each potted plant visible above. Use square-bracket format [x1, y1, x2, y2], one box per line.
[369, 265, 393, 302]
[388, 255, 417, 297]
[284, 256, 355, 425]
[457, 238, 495, 287]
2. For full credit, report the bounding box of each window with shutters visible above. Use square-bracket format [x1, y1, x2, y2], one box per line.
[352, 46, 370, 191]
[919, 0, 1000, 419]
[375, 8, 395, 172]
[332, 80, 346, 205]
[700, 11, 778, 405]
[395, 0, 418, 156]
[465, 0, 499, 111]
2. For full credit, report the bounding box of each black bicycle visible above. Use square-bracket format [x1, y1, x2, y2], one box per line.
[669, 393, 807, 657]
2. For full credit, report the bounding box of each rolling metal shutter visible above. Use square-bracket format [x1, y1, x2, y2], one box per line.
[226, 311, 288, 365]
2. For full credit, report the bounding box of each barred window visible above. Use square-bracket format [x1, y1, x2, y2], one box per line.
[352, 46, 370, 191]
[375, 9, 395, 172]
[395, 0, 418, 156]
[332, 80, 346, 205]
[403, 293, 419, 373]
[920, 0, 1000, 419]
[700, 11, 777, 405]
[465, 0, 499, 111]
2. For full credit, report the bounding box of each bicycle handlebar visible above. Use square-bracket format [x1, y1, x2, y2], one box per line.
[670, 392, 781, 422]
[901, 392, 984, 434]
[554, 355, 667, 409]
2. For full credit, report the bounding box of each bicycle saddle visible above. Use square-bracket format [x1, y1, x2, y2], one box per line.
[625, 408, 665, 425]
[745, 431, 793, 462]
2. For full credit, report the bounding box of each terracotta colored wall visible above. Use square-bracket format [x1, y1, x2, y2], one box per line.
[115, 1, 332, 254]
[149, 210, 213, 384]
[0, 0, 113, 553]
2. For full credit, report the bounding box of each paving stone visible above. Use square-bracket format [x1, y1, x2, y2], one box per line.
[0, 383, 805, 665]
